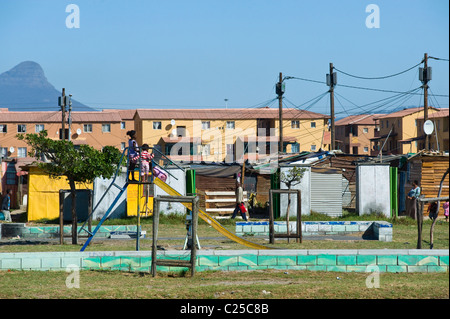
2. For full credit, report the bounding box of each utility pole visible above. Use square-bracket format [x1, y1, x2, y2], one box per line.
[420, 53, 431, 150]
[276, 72, 285, 153]
[327, 63, 336, 150]
[58, 88, 67, 141]
[68, 94, 73, 141]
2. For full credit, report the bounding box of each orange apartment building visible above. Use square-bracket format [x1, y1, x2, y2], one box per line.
[1, 108, 135, 201]
[335, 114, 383, 155]
[0, 108, 135, 157]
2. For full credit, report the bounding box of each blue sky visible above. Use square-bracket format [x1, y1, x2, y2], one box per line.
[0, 0, 448, 115]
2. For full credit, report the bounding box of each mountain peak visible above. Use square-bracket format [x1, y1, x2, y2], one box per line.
[0, 61, 94, 111]
[0, 61, 53, 89]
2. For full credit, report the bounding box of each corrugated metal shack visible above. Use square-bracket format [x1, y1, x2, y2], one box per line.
[307, 152, 375, 209]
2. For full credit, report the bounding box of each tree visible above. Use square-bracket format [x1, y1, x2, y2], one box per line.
[279, 167, 306, 217]
[17, 131, 121, 244]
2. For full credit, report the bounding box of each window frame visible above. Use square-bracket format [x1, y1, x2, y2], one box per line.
[83, 124, 93, 133]
[35, 124, 45, 133]
[153, 121, 162, 130]
[102, 123, 111, 133]
[17, 124, 27, 133]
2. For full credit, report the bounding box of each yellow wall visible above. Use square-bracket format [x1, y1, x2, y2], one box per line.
[281, 118, 329, 152]
[378, 109, 439, 154]
[416, 116, 450, 152]
[27, 167, 92, 221]
[126, 171, 153, 216]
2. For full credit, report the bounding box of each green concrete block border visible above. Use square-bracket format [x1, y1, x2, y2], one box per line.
[0, 249, 448, 273]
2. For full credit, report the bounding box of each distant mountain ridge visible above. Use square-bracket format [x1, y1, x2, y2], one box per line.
[0, 61, 95, 111]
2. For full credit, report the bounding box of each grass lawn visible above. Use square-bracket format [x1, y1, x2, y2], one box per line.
[1, 212, 448, 300]
[0, 268, 448, 299]
[1, 212, 448, 252]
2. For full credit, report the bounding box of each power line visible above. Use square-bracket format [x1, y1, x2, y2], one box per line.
[284, 74, 449, 97]
[429, 56, 449, 62]
[333, 61, 423, 80]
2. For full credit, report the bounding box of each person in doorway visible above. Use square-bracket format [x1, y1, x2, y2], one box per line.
[132, 144, 154, 182]
[127, 130, 139, 181]
[406, 180, 421, 219]
[1, 189, 13, 222]
[231, 182, 248, 221]
[407, 180, 421, 200]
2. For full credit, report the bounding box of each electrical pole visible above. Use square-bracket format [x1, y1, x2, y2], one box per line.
[327, 63, 336, 150]
[68, 94, 73, 141]
[59, 88, 66, 141]
[276, 72, 284, 153]
[422, 53, 430, 150]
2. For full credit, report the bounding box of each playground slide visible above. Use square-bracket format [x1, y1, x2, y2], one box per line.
[153, 177, 272, 250]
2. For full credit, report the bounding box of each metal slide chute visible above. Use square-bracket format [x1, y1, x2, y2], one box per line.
[153, 177, 272, 250]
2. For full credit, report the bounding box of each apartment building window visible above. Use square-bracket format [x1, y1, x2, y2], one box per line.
[310, 122, 316, 128]
[18, 147, 27, 158]
[121, 121, 126, 130]
[311, 144, 317, 151]
[17, 124, 27, 133]
[0, 125, 7, 133]
[202, 144, 210, 155]
[363, 127, 368, 134]
[201, 121, 210, 130]
[291, 143, 300, 153]
[121, 142, 126, 151]
[102, 124, 111, 133]
[226, 121, 235, 129]
[0, 148, 7, 158]
[35, 124, 45, 133]
[291, 120, 300, 129]
[364, 146, 369, 153]
[153, 121, 162, 130]
[83, 124, 93, 133]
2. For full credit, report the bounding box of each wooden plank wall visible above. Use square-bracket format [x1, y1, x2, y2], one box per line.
[420, 156, 449, 216]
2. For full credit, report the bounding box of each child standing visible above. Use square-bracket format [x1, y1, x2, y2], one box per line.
[127, 130, 139, 181]
[444, 201, 449, 222]
[133, 144, 154, 182]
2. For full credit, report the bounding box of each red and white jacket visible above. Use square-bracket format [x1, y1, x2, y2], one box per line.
[132, 151, 154, 163]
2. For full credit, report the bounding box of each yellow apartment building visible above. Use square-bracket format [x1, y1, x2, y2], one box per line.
[133, 107, 330, 163]
[416, 108, 449, 152]
[371, 107, 439, 155]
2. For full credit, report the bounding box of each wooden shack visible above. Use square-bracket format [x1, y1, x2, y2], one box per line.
[407, 153, 449, 216]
